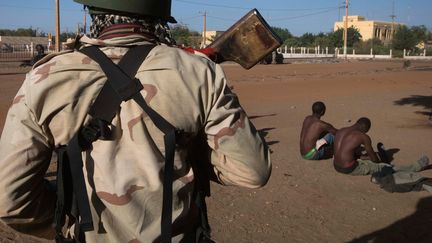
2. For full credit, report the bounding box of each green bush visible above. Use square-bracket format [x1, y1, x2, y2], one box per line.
[426, 48, 432, 56]
[392, 50, 404, 58]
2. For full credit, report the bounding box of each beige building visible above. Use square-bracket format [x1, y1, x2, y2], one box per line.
[201, 30, 224, 47]
[334, 16, 403, 43]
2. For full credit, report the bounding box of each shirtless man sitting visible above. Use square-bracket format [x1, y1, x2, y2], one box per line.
[333, 117, 429, 175]
[300, 101, 338, 160]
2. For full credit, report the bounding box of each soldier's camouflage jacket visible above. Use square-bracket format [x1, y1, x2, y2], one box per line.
[0, 33, 271, 242]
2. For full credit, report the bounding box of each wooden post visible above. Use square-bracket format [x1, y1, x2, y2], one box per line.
[55, 0, 60, 52]
[343, 0, 349, 59]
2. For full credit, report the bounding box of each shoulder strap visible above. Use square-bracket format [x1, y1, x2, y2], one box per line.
[117, 46, 178, 243]
[55, 44, 177, 243]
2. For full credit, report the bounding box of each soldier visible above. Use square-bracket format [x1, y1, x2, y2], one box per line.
[0, 0, 271, 242]
[300, 101, 337, 160]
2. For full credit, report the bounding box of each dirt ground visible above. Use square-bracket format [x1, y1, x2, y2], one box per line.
[0, 59, 431, 242]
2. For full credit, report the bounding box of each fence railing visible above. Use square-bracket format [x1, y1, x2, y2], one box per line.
[0, 43, 54, 61]
[2, 43, 431, 62]
[277, 45, 432, 60]
[403, 49, 432, 60]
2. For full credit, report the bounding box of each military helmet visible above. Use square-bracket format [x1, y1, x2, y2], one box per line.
[74, 0, 177, 23]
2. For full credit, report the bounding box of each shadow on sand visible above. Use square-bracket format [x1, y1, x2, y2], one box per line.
[257, 127, 279, 149]
[249, 113, 277, 120]
[348, 196, 432, 243]
[248, 113, 279, 147]
[394, 95, 432, 120]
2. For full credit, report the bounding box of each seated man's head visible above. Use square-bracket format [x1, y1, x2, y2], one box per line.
[312, 101, 326, 117]
[356, 117, 371, 133]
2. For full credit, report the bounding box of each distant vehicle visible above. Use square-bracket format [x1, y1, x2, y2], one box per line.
[0, 43, 13, 53]
[260, 52, 284, 64]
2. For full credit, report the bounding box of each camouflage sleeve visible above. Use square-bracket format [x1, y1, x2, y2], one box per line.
[204, 64, 271, 188]
[0, 83, 56, 231]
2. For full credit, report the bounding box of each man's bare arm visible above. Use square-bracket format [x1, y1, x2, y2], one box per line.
[362, 134, 379, 162]
[321, 121, 338, 135]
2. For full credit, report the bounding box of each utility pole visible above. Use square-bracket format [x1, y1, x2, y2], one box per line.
[338, 2, 344, 21]
[389, 0, 396, 47]
[55, 0, 60, 52]
[201, 11, 207, 48]
[343, 0, 349, 59]
[83, 9, 87, 34]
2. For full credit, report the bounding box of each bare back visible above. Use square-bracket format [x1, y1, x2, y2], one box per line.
[300, 115, 336, 155]
[333, 126, 378, 168]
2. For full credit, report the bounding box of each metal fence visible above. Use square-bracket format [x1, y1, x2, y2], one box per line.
[0, 43, 54, 61]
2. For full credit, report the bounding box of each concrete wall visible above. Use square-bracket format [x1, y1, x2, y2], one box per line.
[0, 36, 49, 46]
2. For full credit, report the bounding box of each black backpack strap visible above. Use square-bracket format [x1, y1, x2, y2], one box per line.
[187, 135, 213, 243]
[118, 46, 213, 243]
[78, 44, 176, 242]
[54, 146, 72, 242]
[53, 45, 156, 242]
[117, 46, 177, 243]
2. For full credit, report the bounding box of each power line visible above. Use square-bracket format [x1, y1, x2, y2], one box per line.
[176, 15, 202, 21]
[0, 4, 80, 12]
[269, 8, 338, 22]
[206, 15, 238, 22]
[174, 0, 339, 12]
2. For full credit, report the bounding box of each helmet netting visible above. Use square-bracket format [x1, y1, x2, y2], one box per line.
[90, 14, 176, 45]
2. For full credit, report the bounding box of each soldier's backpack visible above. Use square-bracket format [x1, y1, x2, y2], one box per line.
[53, 44, 212, 243]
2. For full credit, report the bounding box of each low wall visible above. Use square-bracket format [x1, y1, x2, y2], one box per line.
[403, 56, 432, 60]
[281, 53, 334, 59]
[336, 54, 392, 59]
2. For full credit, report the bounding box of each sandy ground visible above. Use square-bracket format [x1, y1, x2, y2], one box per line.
[0, 59, 431, 242]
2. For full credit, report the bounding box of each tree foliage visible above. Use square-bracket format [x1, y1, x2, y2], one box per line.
[271, 26, 292, 42]
[410, 25, 428, 44]
[59, 32, 77, 43]
[0, 27, 38, 37]
[299, 32, 315, 46]
[279, 27, 362, 48]
[170, 25, 200, 47]
[330, 27, 362, 47]
[393, 25, 417, 50]
[354, 38, 390, 55]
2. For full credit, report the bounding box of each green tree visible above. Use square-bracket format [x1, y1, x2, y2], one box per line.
[0, 27, 37, 36]
[59, 32, 76, 43]
[271, 26, 293, 42]
[410, 25, 428, 44]
[283, 37, 301, 47]
[353, 38, 389, 54]
[330, 27, 362, 47]
[299, 32, 315, 46]
[170, 25, 200, 47]
[393, 25, 417, 50]
[313, 32, 333, 47]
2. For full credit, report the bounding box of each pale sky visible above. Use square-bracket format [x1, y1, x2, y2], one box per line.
[0, 0, 430, 36]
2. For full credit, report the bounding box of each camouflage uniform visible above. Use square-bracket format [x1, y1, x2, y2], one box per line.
[0, 32, 271, 242]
